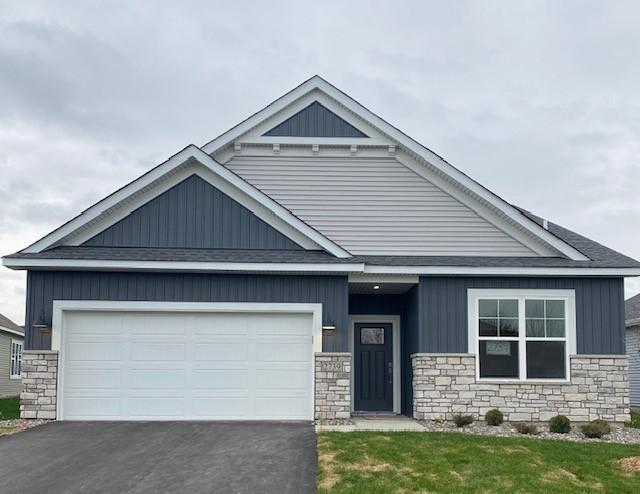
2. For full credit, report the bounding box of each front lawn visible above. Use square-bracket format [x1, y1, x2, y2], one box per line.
[318, 431, 640, 493]
[0, 396, 19, 420]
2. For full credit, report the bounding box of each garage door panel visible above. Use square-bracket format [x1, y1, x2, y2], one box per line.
[60, 308, 315, 420]
[131, 342, 186, 361]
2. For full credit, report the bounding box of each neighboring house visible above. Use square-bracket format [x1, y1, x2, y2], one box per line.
[0, 313, 24, 398]
[626, 293, 640, 407]
[2, 76, 639, 422]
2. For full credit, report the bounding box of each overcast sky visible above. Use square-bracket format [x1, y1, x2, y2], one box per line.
[1, 1, 639, 325]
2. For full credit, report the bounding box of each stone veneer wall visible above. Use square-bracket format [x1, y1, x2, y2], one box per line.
[20, 350, 58, 420]
[412, 353, 630, 422]
[315, 353, 351, 420]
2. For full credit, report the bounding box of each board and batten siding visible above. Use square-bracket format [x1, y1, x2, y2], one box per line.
[25, 271, 348, 352]
[224, 156, 536, 256]
[627, 325, 640, 406]
[0, 332, 22, 398]
[84, 174, 302, 250]
[419, 277, 626, 355]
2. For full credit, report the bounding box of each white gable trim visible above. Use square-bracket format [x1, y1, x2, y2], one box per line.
[202, 76, 588, 261]
[22, 145, 352, 258]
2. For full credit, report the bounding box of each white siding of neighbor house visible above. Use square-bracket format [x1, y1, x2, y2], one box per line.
[0, 332, 22, 398]
[225, 156, 537, 256]
[627, 326, 640, 407]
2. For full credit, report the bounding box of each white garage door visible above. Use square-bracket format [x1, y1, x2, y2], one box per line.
[58, 307, 316, 421]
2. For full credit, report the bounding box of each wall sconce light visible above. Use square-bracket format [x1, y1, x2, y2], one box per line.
[373, 285, 380, 290]
[32, 324, 51, 335]
[322, 325, 336, 331]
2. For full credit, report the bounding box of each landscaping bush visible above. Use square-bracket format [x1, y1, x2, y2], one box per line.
[513, 423, 539, 435]
[549, 415, 571, 434]
[453, 414, 474, 427]
[581, 420, 611, 438]
[485, 409, 504, 426]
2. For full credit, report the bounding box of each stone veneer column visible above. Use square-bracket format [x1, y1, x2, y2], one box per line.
[412, 353, 630, 423]
[20, 350, 59, 420]
[315, 353, 351, 420]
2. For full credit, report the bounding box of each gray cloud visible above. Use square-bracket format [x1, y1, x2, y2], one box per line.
[1, 0, 639, 324]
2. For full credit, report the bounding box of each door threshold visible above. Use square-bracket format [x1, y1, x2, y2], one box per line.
[352, 411, 398, 417]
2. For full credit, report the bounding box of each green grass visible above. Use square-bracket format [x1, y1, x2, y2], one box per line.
[626, 411, 640, 429]
[318, 431, 640, 493]
[0, 396, 19, 420]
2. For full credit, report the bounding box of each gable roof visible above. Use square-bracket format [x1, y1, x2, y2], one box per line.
[0, 313, 23, 337]
[627, 293, 640, 327]
[15, 145, 351, 258]
[202, 75, 589, 261]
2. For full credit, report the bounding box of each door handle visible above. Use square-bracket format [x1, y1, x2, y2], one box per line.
[388, 362, 393, 384]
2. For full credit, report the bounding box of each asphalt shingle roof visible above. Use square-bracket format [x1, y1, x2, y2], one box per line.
[0, 313, 23, 336]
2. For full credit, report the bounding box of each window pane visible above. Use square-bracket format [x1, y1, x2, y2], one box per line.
[479, 340, 519, 378]
[526, 319, 545, 337]
[525, 299, 544, 318]
[545, 300, 565, 319]
[526, 341, 566, 378]
[360, 327, 384, 345]
[479, 299, 498, 318]
[499, 318, 519, 337]
[546, 319, 565, 337]
[499, 299, 518, 318]
[479, 318, 498, 337]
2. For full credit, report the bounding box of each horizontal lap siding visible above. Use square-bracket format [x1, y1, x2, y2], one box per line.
[420, 277, 625, 355]
[225, 156, 535, 256]
[627, 327, 640, 406]
[0, 333, 22, 397]
[84, 174, 301, 250]
[25, 271, 348, 352]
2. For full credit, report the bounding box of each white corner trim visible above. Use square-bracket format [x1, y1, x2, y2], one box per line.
[52, 300, 323, 421]
[202, 76, 588, 261]
[467, 288, 577, 383]
[348, 315, 401, 414]
[21, 145, 352, 259]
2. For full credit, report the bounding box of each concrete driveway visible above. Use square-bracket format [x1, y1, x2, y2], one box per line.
[0, 422, 316, 494]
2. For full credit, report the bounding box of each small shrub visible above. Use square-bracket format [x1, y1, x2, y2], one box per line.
[485, 409, 504, 426]
[549, 415, 571, 434]
[581, 420, 611, 438]
[453, 414, 474, 427]
[432, 416, 445, 425]
[513, 423, 539, 435]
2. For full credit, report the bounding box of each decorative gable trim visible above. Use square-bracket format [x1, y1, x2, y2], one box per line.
[263, 101, 368, 138]
[21, 145, 352, 258]
[202, 76, 589, 261]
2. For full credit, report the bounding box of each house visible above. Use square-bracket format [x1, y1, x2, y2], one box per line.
[626, 293, 640, 408]
[3, 76, 639, 422]
[0, 313, 24, 399]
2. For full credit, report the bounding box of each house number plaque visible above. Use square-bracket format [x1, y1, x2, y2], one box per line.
[321, 361, 343, 371]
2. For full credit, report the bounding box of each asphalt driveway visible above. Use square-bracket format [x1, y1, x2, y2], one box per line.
[0, 421, 316, 494]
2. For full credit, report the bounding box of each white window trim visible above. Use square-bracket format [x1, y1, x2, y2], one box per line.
[10, 338, 23, 379]
[467, 289, 576, 383]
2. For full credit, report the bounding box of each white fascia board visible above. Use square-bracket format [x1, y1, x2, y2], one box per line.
[21, 145, 352, 258]
[362, 265, 640, 276]
[0, 325, 24, 337]
[4, 256, 640, 277]
[2, 257, 363, 273]
[202, 76, 588, 261]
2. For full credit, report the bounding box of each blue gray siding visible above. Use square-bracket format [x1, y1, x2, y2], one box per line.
[25, 271, 348, 351]
[420, 277, 626, 355]
[349, 290, 419, 415]
[84, 174, 302, 250]
[263, 102, 368, 138]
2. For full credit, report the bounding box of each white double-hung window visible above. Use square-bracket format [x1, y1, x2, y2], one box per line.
[468, 289, 576, 382]
[10, 339, 23, 379]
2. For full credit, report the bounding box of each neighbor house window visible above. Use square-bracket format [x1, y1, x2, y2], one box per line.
[10, 339, 23, 379]
[468, 289, 575, 381]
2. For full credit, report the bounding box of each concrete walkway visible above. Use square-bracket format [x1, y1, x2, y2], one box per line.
[317, 415, 425, 432]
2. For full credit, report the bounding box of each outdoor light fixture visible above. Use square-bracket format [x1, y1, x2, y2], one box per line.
[322, 325, 336, 330]
[32, 324, 51, 335]
[373, 285, 380, 290]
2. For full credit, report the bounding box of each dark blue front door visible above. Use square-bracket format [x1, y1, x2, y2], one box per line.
[354, 322, 393, 411]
